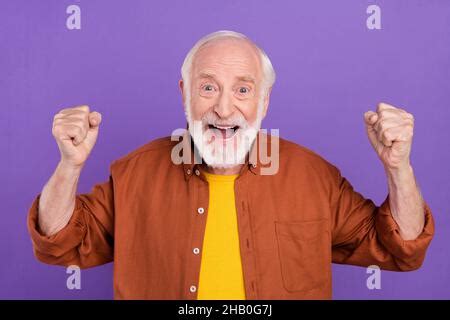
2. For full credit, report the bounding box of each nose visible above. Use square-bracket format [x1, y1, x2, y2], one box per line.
[214, 91, 235, 119]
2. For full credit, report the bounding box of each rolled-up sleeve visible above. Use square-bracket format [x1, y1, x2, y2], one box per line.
[374, 196, 434, 270]
[27, 177, 114, 269]
[330, 168, 435, 271]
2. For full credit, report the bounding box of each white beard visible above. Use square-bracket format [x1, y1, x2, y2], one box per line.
[185, 94, 264, 169]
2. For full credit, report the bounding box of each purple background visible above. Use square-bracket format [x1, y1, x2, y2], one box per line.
[1, 0, 449, 299]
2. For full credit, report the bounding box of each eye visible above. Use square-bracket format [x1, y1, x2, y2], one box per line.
[236, 86, 252, 97]
[199, 83, 218, 97]
[201, 84, 216, 92]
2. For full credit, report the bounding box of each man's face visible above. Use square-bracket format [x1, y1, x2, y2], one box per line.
[182, 39, 269, 168]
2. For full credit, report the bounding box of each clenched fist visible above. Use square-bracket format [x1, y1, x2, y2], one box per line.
[364, 102, 414, 170]
[52, 105, 102, 168]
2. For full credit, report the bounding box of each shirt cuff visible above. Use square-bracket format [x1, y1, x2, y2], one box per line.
[375, 195, 435, 270]
[27, 195, 86, 259]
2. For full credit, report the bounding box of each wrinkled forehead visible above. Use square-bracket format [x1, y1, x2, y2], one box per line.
[191, 38, 263, 82]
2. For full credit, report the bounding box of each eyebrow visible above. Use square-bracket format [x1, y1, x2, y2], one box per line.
[236, 75, 256, 84]
[197, 72, 256, 84]
[197, 72, 217, 80]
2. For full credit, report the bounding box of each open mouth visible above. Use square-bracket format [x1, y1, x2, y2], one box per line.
[207, 124, 240, 140]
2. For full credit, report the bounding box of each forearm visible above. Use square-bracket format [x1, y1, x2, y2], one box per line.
[385, 164, 425, 240]
[38, 161, 83, 236]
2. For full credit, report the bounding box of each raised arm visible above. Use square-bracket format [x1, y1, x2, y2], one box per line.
[364, 102, 424, 240]
[28, 105, 114, 269]
[39, 105, 101, 235]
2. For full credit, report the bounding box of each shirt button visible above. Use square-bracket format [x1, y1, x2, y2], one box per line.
[186, 169, 191, 175]
[195, 169, 200, 176]
[193, 248, 200, 255]
[197, 207, 204, 214]
[189, 285, 197, 293]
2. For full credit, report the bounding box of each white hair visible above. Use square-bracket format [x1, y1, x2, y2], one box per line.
[181, 30, 276, 94]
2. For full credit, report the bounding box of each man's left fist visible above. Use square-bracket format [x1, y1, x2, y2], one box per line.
[364, 102, 414, 170]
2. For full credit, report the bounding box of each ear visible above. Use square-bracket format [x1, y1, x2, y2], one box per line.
[179, 79, 186, 110]
[261, 86, 272, 119]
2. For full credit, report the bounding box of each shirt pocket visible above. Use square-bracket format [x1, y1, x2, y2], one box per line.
[275, 219, 331, 293]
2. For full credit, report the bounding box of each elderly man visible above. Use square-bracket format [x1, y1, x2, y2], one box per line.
[28, 31, 434, 299]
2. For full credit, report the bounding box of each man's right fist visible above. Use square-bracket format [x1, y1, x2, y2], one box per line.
[52, 105, 102, 168]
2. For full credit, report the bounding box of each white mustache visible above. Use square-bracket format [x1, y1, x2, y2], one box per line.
[201, 111, 248, 129]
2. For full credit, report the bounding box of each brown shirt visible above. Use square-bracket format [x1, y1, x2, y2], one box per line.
[27, 134, 434, 299]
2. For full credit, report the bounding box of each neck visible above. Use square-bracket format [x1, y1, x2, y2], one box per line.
[202, 163, 243, 175]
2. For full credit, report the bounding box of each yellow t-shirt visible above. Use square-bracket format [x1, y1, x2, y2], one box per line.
[197, 171, 246, 300]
